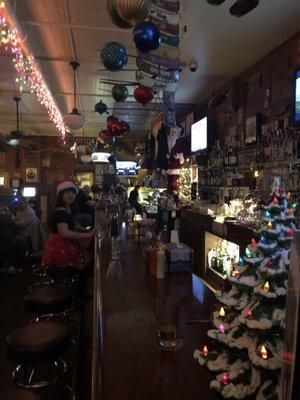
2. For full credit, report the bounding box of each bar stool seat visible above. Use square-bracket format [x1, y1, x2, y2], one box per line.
[7, 321, 71, 364]
[25, 284, 74, 315]
[2, 388, 42, 400]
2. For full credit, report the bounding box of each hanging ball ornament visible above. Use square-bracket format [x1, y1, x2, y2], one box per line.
[107, 0, 132, 29]
[112, 84, 129, 102]
[101, 41, 128, 72]
[133, 21, 161, 53]
[134, 85, 154, 106]
[110, 119, 130, 137]
[95, 100, 108, 115]
[116, 0, 152, 25]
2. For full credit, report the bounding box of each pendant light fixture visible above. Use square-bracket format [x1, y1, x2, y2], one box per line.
[64, 61, 86, 130]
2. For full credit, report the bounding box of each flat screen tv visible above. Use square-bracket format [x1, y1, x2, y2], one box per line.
[191, 116, 207, 153]
[116, 161, 138, 176]
[22, 187, 37, 197]
[294, 69, 300, 124]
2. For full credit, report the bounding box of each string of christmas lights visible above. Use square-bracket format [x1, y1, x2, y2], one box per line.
[0, 1, 66, 136]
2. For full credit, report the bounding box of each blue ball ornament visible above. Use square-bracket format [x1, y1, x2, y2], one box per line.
[133, 21, 161, 53]
[101, 41, 128, 71]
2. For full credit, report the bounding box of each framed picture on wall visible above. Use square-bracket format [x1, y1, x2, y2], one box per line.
[25, 167, 38, 183]
[0, 172, 9, 188]
[245, 114, 261, 145]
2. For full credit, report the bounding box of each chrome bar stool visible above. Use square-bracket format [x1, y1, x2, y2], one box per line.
[6, 320, 75, 399]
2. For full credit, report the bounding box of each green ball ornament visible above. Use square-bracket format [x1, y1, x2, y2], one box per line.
[112, 84, 129, 102]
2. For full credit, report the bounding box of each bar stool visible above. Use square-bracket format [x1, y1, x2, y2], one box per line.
[25, 284, 74, 319]
[6, 320, 75, 399]
[2, 388, 42, 400]
[24, 284, 80, 350]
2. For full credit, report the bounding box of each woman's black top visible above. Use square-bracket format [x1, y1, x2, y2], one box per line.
[51, 209, 75, 233]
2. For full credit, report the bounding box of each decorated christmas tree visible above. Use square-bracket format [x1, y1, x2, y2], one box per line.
[178, 166, 192, 201]
[194, 177, 296, 399]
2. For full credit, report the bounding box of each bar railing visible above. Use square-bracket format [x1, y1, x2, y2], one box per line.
[91, 210, 104, 400]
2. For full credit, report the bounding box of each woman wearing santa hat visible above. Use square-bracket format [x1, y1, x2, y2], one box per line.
[42, 180, 96, 269]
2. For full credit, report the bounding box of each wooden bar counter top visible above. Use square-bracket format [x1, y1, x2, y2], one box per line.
[100, 235, 219, 400]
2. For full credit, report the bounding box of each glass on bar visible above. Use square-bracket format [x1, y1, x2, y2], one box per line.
[156, 295, 179, 350]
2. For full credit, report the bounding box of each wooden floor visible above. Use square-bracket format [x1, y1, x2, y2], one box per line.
[101, 233, 219, 400]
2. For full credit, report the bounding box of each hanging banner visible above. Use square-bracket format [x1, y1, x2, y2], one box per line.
[149, 7, 180, 24]
[136, 58, 180, 81]
[160, 32, 180, 48]
[148, 16, 179, 35]
[152, 0, 180, 14]
[137, 50, 181, 69]
[163, 91, 176, 127]
[136, 70, 179, 92]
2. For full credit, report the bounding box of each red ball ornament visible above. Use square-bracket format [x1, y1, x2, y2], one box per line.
[221, 373, 229, 386]
[134, 85, 153, 106]
[288, 229, 294, 237]
[266, 259, 273, 268]
[288, 209, 294, 216]
[273, 197, 279, 204]
[278, 188, 284, 195]
[110, 118, 130, 136]
[246, 310, 253, 319]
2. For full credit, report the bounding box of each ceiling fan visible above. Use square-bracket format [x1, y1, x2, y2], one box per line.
[0, 97, 46, 150]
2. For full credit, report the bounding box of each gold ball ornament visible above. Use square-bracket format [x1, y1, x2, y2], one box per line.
[107, 0, 132, 29]
[116, 0, 152, 25]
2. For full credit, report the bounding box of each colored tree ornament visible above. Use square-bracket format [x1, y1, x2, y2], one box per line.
[260, 345, 268, 360]
[112, 84, 129, 102]
[202, 345, 209, 357]
[265, 211, 271, 218]
[267, 221, 272, 228]
[288, 209, 294, 216]
[101, 41, 128, 71]
[266, 259, 273, 268]
[219, 324, 225, 334]
[133, 21, 161, 53]
[273, 197, 279, 204]
[287, 192, 291, 199]
[263, 281, 270, 293]
[278, 187, 284, 195]
[246, 310, 253, 319]
[238, 257, 245, 266]
[260, 236, 266, 244]
[219, 307, 225, 317]
[245, 248, 252, 258]
[288, 229, 294, 237]
[116, 0, 152, 25]
[251, 238, 257, 246]
[221, 373, 229, 385]
[134, 85, 154, 105]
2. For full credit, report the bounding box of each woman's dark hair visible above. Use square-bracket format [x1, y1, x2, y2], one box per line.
[54, 188, 76, 209]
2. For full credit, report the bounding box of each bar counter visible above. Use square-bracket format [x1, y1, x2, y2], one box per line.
[93, 226, 219, 400]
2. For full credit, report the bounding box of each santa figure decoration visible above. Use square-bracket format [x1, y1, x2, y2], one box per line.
[167, 126, 189, 194]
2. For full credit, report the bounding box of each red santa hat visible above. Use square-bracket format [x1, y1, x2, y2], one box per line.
[56, 180, 78, 195]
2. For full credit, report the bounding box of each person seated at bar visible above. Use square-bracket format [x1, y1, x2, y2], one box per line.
[72, 184, 95, 218]
[14, 197, 37, 257]
[42, 180, 96, 269]
[129, 184, 142, 214]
